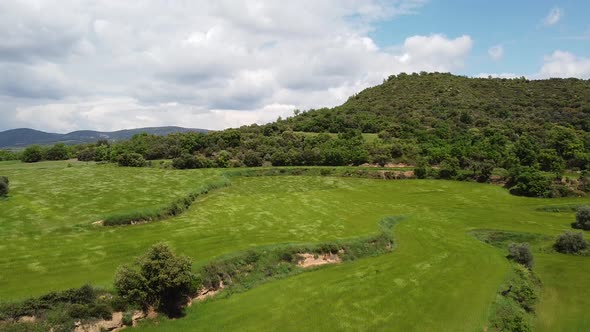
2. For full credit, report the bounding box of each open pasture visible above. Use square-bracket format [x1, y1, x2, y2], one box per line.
[1, 161, 589, 331]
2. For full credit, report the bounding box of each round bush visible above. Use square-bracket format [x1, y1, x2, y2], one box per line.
[554, 231, 588, 254]
[117, 152, 147, 167]
[574, 206, 590, 230]
[21, 145, 43, 163]
[0, 176, 8, 197]
[507, 243, 534, 269]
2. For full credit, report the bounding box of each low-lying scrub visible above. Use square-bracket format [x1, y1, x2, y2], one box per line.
[554, 231, 589, 254]
[2, 217, 402, 330]
[227, 167, 414, 180]
[102, 177, 231, 226]
[0, 176, 8, 197]
[196, 216, 401, 297]
[0, 285, 127, 332]
[572, 205, 590, 230]
[470, 229, 550, 248]
[536, 204, 582, 212]
[489, 264, 541, 332]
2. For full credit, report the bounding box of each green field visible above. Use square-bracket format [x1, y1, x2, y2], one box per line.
[1, 161, 589, 331]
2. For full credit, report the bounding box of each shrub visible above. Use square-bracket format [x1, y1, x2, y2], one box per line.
[438, 159, 459, 179]
[21, 145, 44, 163]
[573, 206, 590, 230]
[122, 312, 133, 326]
[45, 143, 70, 161]
[414, 166, 428, 179]
[243, 151, 263, 167]
[0, 176, 8, 197]
[77, 148, 96, 161]
[117, 152, 147, 167]
[507, 243, 534, 269]
[114, 243, 194, 317]
[507, 166, 552, 197]
[554, 231, 588, 254]
[172, 153, 208, 169]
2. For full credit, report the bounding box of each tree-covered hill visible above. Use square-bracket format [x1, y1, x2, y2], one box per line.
[5, 72, 590, 198]
[283, 72, 590, 133]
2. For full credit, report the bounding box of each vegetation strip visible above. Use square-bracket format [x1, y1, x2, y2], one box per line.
[194, 216, 401, 300]
[471, 229, 542, 331]
[101, 176, 230, 226]
[0, 216, 402, 330]
[99, 168, 411, 227]
[488, 264, 541, 332]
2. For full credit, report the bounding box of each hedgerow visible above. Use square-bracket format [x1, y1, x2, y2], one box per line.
[102, 177, 230, 226]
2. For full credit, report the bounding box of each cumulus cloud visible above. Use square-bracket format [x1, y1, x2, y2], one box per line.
[0, 0, 478, 132]
[475, 73, 518, 79]
[488, 45, 504, 61]
[544, 7, 563, 26]
[536, 51, 590, 79]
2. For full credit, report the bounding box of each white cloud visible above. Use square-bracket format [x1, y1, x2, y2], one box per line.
[536, 51, 590, 79]
[0, 1, 479, 132]
[488, 45, 504, 61]
[544, 7, 563, 26]
[475, 73, 518, 79]
[13, 98, 297, 132]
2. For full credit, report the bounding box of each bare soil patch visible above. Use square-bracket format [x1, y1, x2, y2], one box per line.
[297, 253, 341, 268]
[74, 312, 123, 332]
[188, 281, 226, 306]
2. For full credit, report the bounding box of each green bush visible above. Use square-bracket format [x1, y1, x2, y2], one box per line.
[76, 148, 96, 161]
[507, 166, 552, 197]
[172, 153, 209, 169]
[554, 231, 588, 254]
[21, 145, 44, 163]
[0, 176, 8, 197]
[45, 143, 70, 161]
[507, 243, 534, 269]
[243, 151, 263, 167]
[573, 206, 590, 230]
[114, 243, 194, 317]
[438, 158, 459, 179]
[117, 152, 147, 167]
[122, 312, 133, 326]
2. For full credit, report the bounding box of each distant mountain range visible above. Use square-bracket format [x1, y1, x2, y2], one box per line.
[0, 126, 209, 148]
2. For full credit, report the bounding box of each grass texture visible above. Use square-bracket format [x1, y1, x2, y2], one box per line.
[1, 160, 590, 331]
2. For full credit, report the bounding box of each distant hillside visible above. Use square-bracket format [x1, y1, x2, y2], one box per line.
[283, 72, 590, 133]
[0, 126, 209, 148]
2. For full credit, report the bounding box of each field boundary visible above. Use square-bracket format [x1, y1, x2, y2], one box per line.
[1, 217, 403, 330]
[101, 176, 231, 226]
[99, 167, 413, 227]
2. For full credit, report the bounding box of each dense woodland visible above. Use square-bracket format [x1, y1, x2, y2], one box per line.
[2, 72, 590, 198]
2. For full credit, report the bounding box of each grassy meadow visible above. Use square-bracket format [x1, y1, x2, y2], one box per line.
[1, 160, 589, 331]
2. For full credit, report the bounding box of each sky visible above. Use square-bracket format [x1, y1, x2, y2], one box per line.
[0, 0, 589, 133]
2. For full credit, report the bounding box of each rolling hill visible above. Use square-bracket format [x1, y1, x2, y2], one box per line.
[282, 72, 590, 133]
[0, 126, 209, 148]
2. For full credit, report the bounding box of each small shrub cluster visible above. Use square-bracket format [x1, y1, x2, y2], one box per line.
[554, 231, 588, 254]
[507, 243, 534, 269]
[490, 265, 540, 332]
[19, 144, 72, 163]
[103, 178, 230, 226]
[117, 152, 147, 167]
[0, 285, 121, 331]
[197, 216, 399, 294]
[20, 145, 44, 163]
[0, 176, 8, 197]
[573, 206, 590, 230]
[115, 243, 194, 318]
[228, 167, 415, 181]
[171, 153, 211, 169]
[471, 230, 550, 249]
